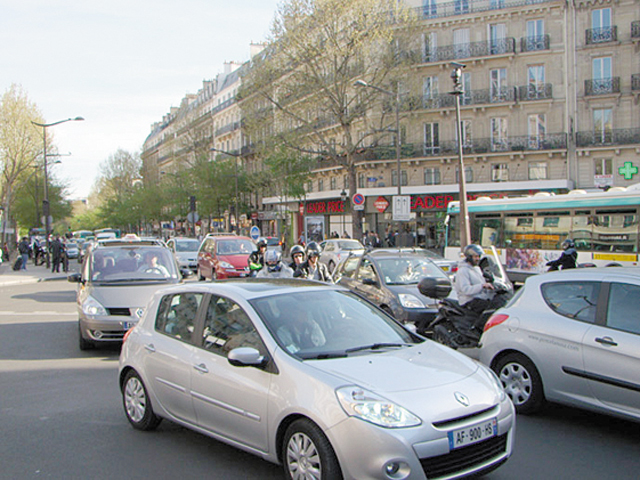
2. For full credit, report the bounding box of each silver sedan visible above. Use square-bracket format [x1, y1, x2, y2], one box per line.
[479, 267, 640, 421]
[119, 279, 514, 479]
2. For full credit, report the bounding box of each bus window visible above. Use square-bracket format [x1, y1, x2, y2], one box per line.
[534, 211, 570, 249]
[572, 212, 592, 251]
[472, 215, 502, 247]
[593, 210, 638, 253]
[504, 213, 535, 248]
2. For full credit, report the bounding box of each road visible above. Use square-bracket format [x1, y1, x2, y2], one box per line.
[1, 278, 640, 479]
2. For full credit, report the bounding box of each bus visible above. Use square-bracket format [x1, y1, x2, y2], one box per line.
[73, 230, 94, 241]
[94, 228, 121, 240]
[444, 184, 640, 283]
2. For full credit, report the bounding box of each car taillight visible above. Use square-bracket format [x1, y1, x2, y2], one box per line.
[484, 313, 509, 332]
[123, 328, 134, 344]
[451, 266, 458, 273]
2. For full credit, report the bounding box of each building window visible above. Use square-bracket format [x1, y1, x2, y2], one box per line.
[423, 123, 440, 155]
[593, 108, 613, 143]
[423, 0, 437, 18]
[490, 68, 508, 102]
[423, 76, 439, 107]
[318, 179, 324, 192]
[391, 170, 408, 187]
[527, 114, 546, 149]
[424, 167, 441, 185]
[529, 162, 548, 180]
[492, 163, 509, 182]
[525, 19, 545, 51]
[489, 24, 507, 54]
[491, 117, 508, 151]
[455, 166, 473, 183]
[594, 158, 612, 175]
[358, 173, 365, 188]
[343, 174, 348, 190]
[461, 120, 472, 148]
[330, 177, 337, 190]
[422, 32, 437, 62]
[306, 180, 313, 193]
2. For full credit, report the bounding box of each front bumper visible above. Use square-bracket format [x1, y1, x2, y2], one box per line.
[79, 314, 140, 342]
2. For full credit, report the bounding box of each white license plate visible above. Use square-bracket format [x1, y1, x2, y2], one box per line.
[448, 418, 497, 450]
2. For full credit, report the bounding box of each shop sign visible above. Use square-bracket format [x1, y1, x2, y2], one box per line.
[374, 196, 390, 213]
[411, 194, 455, 211]
[306, 200, 345, 214]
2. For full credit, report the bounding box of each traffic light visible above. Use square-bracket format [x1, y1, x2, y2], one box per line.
[189, 195, 196, 212]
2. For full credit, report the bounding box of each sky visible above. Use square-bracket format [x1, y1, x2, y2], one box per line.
[1, 0, 282, 199]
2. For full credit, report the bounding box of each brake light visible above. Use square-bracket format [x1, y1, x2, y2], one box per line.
[484, 314, 509, 332]
[123, 328, 134, 344]
[451, 266, 458, 273]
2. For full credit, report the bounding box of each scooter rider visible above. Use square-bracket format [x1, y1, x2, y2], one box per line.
[546, 239, 578, 271]
[256, 250, 294, 278]
[288, 244, 305, 270]
[455, 245, 504, 321]
[248, 237, 268, 277]
[293, 242, 333, 283]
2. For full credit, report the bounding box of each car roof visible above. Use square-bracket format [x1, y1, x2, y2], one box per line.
[526, 267, 640, 285]
[95, 240, 167, 249]
[367, 250, 432, 260]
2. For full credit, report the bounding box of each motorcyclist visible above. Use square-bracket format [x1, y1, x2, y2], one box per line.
[454, 244, 504, 322]
[288, 244, 305, 270]
[256, 250, 293, 278]
[546, 239, 578, 271]
[248, 237, 267, 277]
[293, 242, 333, 283]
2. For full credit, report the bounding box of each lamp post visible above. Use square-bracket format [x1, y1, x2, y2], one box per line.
[210, 148, 240, 233]
[449, 63, 472, 248]
[31, 117, 84, 268]
[340, 189, 347, 236]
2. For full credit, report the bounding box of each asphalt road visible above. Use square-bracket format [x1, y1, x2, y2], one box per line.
[1, 279, 640, 479]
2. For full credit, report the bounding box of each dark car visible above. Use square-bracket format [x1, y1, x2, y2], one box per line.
[335, 251, 454, 329]
[376, 247, 458, 277]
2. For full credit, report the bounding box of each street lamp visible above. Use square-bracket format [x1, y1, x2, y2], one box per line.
[31, 117, 84, 268]
[449, 63, 472, 248]
[340, 189, 348, 236]
[210, 148, 240, 233]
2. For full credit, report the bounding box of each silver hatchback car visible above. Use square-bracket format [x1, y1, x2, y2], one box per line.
[119, 279, 514, 479]
[479, 267, 640, 421]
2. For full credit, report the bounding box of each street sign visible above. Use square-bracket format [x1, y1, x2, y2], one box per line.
[250, 225, 261, 241]
[352, 193, 365, 211]
[186, 212, 199, 223]
[374, 196, 389, 213]
[392, 195, 411, 221]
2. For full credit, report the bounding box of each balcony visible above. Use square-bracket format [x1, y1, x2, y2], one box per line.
[215, 121, 241, 137]
[401, 87, 516, 112]
[520, 34, 550, 52]
[585, 26, 617, 45]
[576, 128, 640, 148]
[419, 38, 515, 64]
[517, 83, 553, 101]
[413, 0, 555, 21]
[584, 77, 620, 96]
[633, 21, 640, 40]
[211, 97, 235, 116]
[632, 74, 640, 92]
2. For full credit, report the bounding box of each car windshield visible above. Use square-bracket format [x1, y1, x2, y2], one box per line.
[216, 239, 254, 255]
[250, 290, 419, 359]
[266, 238, 281, 246]
[66, 243, 78, 249]
[338, 240, 364, 250]
[90, 246, 178, 282]
[175, 239, 200, 252]
[377, 257, 447, 285]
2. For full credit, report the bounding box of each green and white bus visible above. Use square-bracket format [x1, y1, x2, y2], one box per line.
[445, 184, 640, 283]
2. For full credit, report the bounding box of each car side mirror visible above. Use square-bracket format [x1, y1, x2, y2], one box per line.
[67, 273, 83, 284]
[228, 347, 267, 368]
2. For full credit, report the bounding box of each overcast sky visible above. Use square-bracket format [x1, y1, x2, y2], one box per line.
[1, 0, 281, 199]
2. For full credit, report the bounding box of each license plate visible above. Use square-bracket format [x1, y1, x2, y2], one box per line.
[123, 322, 134, 329]
[448, 418, 497, 450]
[441, 266, 449, 271]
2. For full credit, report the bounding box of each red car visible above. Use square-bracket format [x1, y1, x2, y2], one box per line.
[196, 235, 254, 280]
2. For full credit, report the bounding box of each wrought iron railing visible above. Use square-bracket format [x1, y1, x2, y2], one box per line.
[520, 34, 550, 52]
[215, 121, 241, 137]
[576, 128, 640, 147]
[584, 77, 621, 96]
[517, 83, 553, 101]
[419, 38, 515, 63]
[585, 26, 617, 44]
[400, 87, 516, 112]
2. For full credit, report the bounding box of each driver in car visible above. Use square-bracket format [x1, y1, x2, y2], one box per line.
[138, 252, 170, 276]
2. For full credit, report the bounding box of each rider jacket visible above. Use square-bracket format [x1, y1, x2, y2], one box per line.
[546, 248, 577, 270]
[293, 260, 333, 283]
[454, 260, 494, 306]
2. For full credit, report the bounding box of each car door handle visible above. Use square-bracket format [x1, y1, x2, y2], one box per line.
[595, 336, 618, 347]
[193, 363, 209, 374]
[144, 344, 156, 353]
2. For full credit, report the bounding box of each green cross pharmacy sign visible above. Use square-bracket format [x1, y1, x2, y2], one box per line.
[618, 161, 638, 180]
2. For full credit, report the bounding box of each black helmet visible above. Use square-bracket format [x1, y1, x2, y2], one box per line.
[463, 244, 483, 264]
[264, 250, 282, 271]
[290, 244, 305, 258]
[306, 241, 322, 258]
[256, 237, 267, 249]
[562, 239, 575, 250]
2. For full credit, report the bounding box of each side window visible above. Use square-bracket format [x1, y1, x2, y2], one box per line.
[155, 293, 203, 344]
[357, 259, 378, 283]
[606, 283, 640, 334]
[324, 242, 334, 252]
[202, 296, 266, 357]
[541, 281, 600, 323]
[340, 257, 360, 279]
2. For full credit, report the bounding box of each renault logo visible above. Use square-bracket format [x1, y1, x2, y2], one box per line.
[454, 392, 470, 407]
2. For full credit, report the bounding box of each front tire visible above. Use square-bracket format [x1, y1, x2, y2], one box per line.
[283, 419, 342, 480]
[493, 352, 545, 414]
[122, 370, 162, 431]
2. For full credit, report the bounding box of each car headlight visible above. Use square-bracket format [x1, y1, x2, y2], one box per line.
[82, 295, 108, 317]
[336, 386, 421, 428]
[218, 261, 234, 269]
[398, 293, 425, 309]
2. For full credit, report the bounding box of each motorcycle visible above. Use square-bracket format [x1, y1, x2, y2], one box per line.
[418, 246, 514, 349]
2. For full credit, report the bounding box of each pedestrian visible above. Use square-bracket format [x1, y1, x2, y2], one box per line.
[18, 237, 31, 271]
[373, 232, 382, 248]
[50, 235, 63, 273]
[2, 242, 10, 264]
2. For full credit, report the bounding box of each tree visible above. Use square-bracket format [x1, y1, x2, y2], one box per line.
[0, 84, 42, 243]
[240, 0, 418, 240]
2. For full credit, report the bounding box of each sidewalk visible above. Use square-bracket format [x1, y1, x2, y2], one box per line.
[0, 259, 72, 286]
